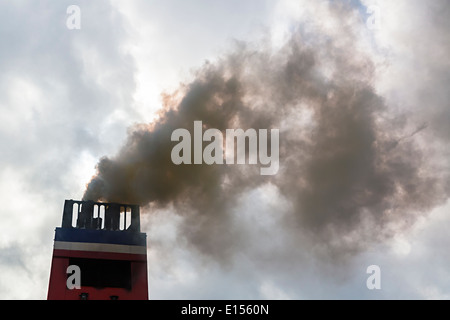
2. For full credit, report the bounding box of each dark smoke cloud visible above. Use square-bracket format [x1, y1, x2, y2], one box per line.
[83, 2, 449, 263]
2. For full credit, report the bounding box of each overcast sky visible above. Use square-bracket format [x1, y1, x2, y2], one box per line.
[0, 0, 449, 299]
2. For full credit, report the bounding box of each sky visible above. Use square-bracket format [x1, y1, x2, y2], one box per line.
[0, 0, 449, 299]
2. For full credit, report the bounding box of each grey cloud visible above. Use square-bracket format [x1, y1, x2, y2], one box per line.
[0, 0, 137, 195]
[1, 0, 449, 299]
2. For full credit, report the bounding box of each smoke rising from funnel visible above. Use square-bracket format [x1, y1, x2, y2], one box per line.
[83, 2, 450, 262]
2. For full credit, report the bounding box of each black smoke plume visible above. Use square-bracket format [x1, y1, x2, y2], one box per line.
[83, 2, 449, 263]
